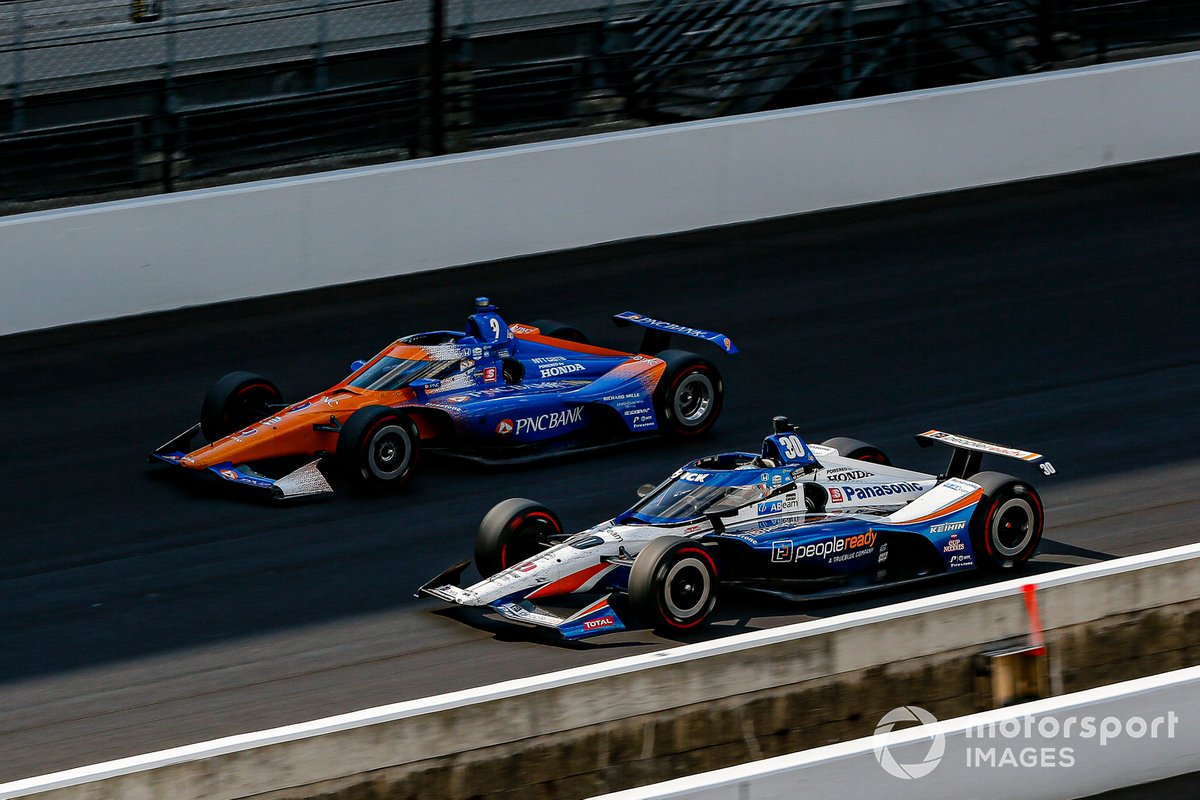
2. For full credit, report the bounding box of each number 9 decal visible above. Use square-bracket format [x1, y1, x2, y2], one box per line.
[489, 318, 501, 339]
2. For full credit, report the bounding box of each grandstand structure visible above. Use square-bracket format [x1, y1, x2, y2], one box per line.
[0, 0, 1194, 209]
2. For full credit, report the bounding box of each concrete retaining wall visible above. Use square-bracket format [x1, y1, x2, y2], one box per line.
[594, 666, 1200, 800]
[4, 544, 1200, 799]
[3, 52, 1200, 336]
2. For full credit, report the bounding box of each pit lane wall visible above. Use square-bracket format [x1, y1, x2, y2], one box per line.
[3, 52, 1200, 337]
[5, 544, 1200, 800]
[592, 666, 1200, 800]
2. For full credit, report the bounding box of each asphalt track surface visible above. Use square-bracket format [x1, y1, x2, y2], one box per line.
[1, 156, 1199, 788]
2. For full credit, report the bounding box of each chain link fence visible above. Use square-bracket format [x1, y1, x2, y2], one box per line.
[0, 0, 1196, 211]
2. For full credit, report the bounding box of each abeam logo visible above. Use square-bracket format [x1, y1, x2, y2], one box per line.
[515, 406, 584, 435]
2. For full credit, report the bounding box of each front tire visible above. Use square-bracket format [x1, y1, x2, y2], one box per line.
[629, 536, 719, 632]
[475, 498, 563, 578]
[200, 371, 283, 443]
[653, 350, 723, 438]
[820, 436, 891, 466]
[336, 406, 420, 491]
[967, 471, 1044, 570]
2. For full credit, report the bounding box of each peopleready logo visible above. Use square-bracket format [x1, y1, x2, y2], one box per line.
[873, 706, 1181, 778]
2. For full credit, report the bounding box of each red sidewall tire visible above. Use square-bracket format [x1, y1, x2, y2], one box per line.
[654, 352, 724, 438]
[629, 537, 719, 632]
[336, 406, 421, 492]
[969, 472, 1044, 571]
[475, 499, 562, 578]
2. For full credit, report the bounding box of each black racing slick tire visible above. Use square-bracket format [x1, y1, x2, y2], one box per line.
[335, 406, 421, 491]
[200, 371, 283, 443]
[529, 319, 590, 345]
[967, 471, 1044, 571]
[475, 498, 563, 578]
[629, 536, 719, 633]
[653, 350, 723, 438]
[820, 436, 892, 466]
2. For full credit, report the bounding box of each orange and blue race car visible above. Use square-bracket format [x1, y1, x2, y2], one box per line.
[150, 298, 736, 500]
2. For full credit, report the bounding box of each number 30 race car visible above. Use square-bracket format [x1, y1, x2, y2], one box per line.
[151, 298, 736, 500]
[417, 420, 1055, 639]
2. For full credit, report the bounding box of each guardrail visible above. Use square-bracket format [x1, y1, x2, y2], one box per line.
[2, 50, 1199, 338]
[593, 666, 1200, 799]
[3, 542, 1200, 799]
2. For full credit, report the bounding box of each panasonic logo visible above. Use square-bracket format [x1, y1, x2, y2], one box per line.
[836, 482, 923, 501]
[515, 406, 584, 435]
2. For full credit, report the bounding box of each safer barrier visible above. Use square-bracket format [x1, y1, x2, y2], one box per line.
[593, 666, 1200, 799]
[3, 543, 1200, 799]
[3, 51, 1200, 337]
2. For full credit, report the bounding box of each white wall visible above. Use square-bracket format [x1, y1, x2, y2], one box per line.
[2, 52, 1200, 337]
[593, 667, 1200, 800]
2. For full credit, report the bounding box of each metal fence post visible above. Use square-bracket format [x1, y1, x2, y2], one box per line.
[161, 0, 179, 191]
[12, 0, 26, 132]
[315, 0, 329, 91]
[428, 0, 446, 156]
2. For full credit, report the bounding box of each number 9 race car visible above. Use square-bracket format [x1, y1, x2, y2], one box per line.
[417, 420, 1055, 639]
[150, 298, 736, 500]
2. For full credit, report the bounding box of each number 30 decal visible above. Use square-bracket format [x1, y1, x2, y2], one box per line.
[779, 434, 807, 461]
[1039, 461, 1057, 476]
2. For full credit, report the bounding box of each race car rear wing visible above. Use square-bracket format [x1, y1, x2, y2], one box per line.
[916, 430, 1056, 479]
[612, 311, 738, 355]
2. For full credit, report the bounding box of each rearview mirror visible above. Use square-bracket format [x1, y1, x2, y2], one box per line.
[637, 483, 655, 498]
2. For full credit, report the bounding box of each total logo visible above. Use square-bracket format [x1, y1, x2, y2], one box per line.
[583, 616, 616, 631]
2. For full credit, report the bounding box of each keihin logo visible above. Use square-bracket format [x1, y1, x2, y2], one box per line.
[873, 706, 944, 779]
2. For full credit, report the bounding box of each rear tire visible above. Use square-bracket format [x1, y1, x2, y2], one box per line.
[475, 498, 563, 578]
[967, 471, 1043, 571]
[653, 350, 723, 438]
[530, 318, 590, 345]
[820, 436, 891, 466]
[336, 406, 420, 491]
[200, 371, 282, 443]
[629, 536, 718, 632]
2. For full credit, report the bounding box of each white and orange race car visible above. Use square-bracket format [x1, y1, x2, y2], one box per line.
[418, 421, 1055, 638]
